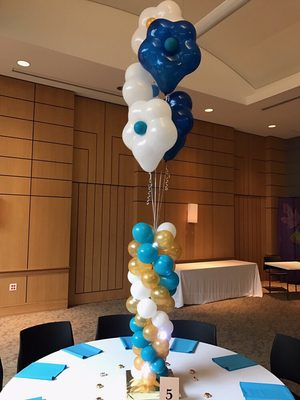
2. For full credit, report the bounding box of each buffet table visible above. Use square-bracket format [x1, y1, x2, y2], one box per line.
[174, 260, 263, 307]
[0, 338, 282, 400]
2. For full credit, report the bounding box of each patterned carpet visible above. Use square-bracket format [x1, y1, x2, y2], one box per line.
[1, 289, 300, 391]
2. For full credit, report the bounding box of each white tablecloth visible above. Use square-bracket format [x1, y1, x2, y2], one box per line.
[174, 260, 263, 308]
[0, 338, 281, 400]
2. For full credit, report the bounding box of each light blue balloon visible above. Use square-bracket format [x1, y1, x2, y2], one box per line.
[137, 243, 158, 264]
[132, 222, 154, 244]
[141, 345, 157, 363]
[154, 255, 174, 276]
[131, 330, 149, 348]
[129, 317, 143, 333]
[150, 357, 166, 374]
[159, 271, 179, 291]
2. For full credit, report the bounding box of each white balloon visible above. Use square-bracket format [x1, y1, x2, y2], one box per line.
[131, 366, 142, 379]
[151, 311, 170, 328]
[122, 99, 177, 172]
[127, 271, 140, 284]
[157, 320, 174, 341]
[131, 1, 183, 54]
[137, 298, 157, 319]
[157, 222, 176, 238]
[130, 280, 151, 300]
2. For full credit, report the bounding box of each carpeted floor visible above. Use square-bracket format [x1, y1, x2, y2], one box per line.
[1, 289, 300, 389]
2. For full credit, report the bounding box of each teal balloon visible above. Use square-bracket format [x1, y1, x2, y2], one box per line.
[132, 331, 149, 348]
[154, 255, 174, 276]
[159, 271, 179, 291]
[150, 357, 166, 374]
[141, 345, 157, 363]
[157, 366, 169, 378]
[164, 37, 178, 53]
[134, 121, 147, 135]
[137, 243, 158, 264]
[130, 317, 143, 333]
[132, 222, 154, 244]
[169, 288, 177, 296]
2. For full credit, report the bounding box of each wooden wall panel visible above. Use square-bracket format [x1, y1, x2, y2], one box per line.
[27, 271, 69, 304]
[0, 276, 26, 306]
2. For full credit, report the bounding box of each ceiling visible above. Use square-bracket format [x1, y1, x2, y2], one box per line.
[0, 0, 299, 138]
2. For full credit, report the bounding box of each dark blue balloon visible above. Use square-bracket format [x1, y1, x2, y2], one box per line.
[141, 345, 157, 363]
[138, 19, 201, 94]
[137, 243, 158, 264]
[129, 317, 143, 333]
[164, 91, 193, 161]
[160, 271, 179, 291]
[150, 357, 166, 374]
[154, 255, 174, 276]
[132, 222, 154, 244]
[132, 331, 149, 348]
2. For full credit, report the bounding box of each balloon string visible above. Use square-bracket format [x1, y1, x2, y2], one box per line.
[156, 170, 163, 228]
[154, 170, 157, 229]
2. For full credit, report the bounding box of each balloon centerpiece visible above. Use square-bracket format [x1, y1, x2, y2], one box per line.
[121, 0, 202, 395]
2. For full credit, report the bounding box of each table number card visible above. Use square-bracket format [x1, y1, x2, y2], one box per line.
[160, 377, 179, 400]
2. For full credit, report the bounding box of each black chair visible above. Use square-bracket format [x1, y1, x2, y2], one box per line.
[264, 255, 287, 293]
[271, 333, 300, 400]
[95, 314, 132, 340]
[171, 319, 217, 345]
[0, 358, 3, 392]
[17, 321, 74, 372]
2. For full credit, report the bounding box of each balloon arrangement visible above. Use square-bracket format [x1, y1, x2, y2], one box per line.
[121, 0, 202, 393]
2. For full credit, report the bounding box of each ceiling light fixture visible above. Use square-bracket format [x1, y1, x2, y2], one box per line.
[17, 60, 30, 67]
[204, 108, 213, 113]
[268, 124, 276, 128]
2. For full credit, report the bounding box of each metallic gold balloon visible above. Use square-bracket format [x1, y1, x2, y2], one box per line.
[128, 257, 141, 275]
[143, 371, 157, 386]
[151, 285, 170, 305]
[126, 296, 139, 314]
[160, 241, 182, 261]
[143, 321, 158, 341]
[134, 355, 145, 370]
[138, 262, 153, 273]
[146, 17, 155, 28]
[132, 346, 141, 356]
[152, 339, 170, 358]
[128, 240, 140, 257]
[141, 270, 160, 289]
[154, 230, 174, 250]
[135, 313, 148, 327]
[157, 296, 175, 313]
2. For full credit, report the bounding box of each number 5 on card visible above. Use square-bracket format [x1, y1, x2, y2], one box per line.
[160, 377, 179, 400]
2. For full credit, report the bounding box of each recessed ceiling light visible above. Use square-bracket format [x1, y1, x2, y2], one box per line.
[204, 108, 213, 113]
[268, 124, 276, 128]
[17, 60, 30, 67]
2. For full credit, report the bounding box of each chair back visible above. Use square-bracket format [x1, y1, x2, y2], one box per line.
[0, 358, 3, 392]
[17, 321, 74, 372]
[271, 333, 300, 384]
[95, 314, 132, 340]
[171, 319, 217, 345]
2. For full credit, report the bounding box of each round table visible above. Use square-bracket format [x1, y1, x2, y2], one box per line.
[0, 338, 282, 400]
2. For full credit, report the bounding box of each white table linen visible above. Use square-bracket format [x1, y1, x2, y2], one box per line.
[174, 260, 263, 308]
[0, 338, 282, 400]
[265, 261, 300, 270]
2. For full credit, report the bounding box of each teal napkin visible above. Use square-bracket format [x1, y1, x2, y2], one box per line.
[240, 382, 295, 400]
[16, 362, 67, 380]
[170, 338, 199, 353]
[120, 336, 133, 350]
[212, 354, 257, 371]
[26, 397, 44, 400]
[63, 343, 102, 359]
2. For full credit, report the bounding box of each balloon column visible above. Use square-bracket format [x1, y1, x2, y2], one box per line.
[122, 0, 202, 393]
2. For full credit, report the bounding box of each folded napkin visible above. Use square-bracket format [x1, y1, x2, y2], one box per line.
[26, 397, 44, 400]
[212, 354, 257, 371]
[63, 343, 102, 359]
[170, 338, 199, 353]
[240, 382, 295, 400]
[16, 362, 67, 381]
[120, 336, 133, 350]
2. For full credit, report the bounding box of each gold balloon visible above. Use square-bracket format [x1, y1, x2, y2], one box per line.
[143, 321, 158, 341]
[128, 240, 140, 257]
[135, 313, 148, 327]
[160, 241, 182, 261]
[141, 270, 160, 289]
[126, 296, 139, 314]
[143, 371, 157, 386]
[128, 257, 141, 275]
[157, 296, 175, 313]
[151, 285, 170, 305]
[146, 17, 155, 28]
[132, 346, 141, 356]
[154, 230, 174, 250]
[134, 355, 145, 370]
[138, 261, 153, 273]
[152, 339, 170, 358]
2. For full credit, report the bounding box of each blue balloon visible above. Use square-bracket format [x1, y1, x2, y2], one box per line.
[138, 19, 201, 94]
[150, 357, 166, 374]
[152, 84, 160, 97]
[137, 243, 158, 264]
[159, 272, 179, 291]
[164, 91, 193, 161]
[129, 317, 143, 333]
[141, 345, 157, 363]
[157, 366, 169, 378]
[132, 222, 154, 244]
[131, 331, 150, 348]
[154, 255, 174, 276]
[169, 288, 177, 296]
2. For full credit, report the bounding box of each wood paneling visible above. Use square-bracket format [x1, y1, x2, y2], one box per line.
[27, 271, 69, 304]
[0, 116, 33, 139]
[0, 276, 26, 306]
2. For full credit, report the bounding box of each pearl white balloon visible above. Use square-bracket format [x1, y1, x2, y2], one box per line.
[127, 271, 140, 284]
[151, 311, 170, 328]
[157, 320, 174, 341]
[157, 222, 176, 238]
[130, 280, 151, 300]
[137, 298, 157, 319]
